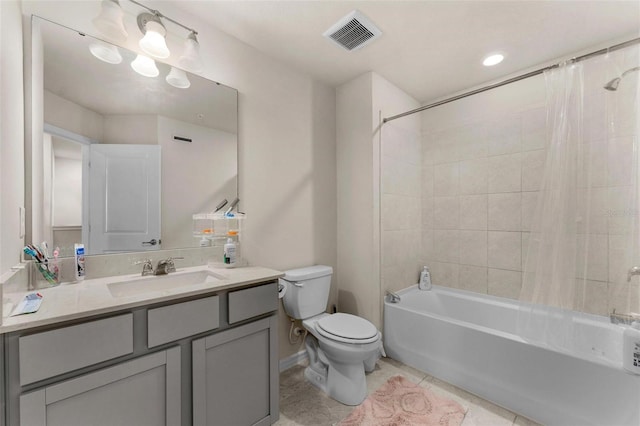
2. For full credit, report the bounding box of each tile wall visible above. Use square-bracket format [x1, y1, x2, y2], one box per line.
[381, 120, 423, 293]
[421, 106, 547, 301]
[419, 56, 640, 316]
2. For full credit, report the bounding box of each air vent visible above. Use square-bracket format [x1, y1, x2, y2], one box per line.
[323, 10, 381, 52]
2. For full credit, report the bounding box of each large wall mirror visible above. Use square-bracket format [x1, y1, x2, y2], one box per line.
[29, 16, 238, 257]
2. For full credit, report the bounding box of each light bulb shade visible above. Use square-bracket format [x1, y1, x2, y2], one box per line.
[131, 54, 159, 77]
[89, 42, 123, 64]
[139, 20, 170, 59]
[178, 34, 204, 73]
[166, 67, 191, 89]
[92, 0, 128, 43]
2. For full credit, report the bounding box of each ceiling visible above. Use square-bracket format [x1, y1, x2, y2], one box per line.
[175, 0, 640, 103]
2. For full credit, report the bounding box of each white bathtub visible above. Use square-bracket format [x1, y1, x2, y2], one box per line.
[384, 285, 640, 426]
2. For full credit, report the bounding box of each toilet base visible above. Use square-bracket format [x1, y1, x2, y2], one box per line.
[303, 335, 377, 406]
[304, 361, 368, 406]
[304, 366, 328, 394]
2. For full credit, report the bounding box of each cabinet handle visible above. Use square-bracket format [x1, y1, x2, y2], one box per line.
[142, 239, 158, 246]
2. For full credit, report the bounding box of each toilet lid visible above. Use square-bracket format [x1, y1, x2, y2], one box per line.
[316, 313, 379, 343]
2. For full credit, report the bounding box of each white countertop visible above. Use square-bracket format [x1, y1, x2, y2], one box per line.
[1, 265, 284, 334]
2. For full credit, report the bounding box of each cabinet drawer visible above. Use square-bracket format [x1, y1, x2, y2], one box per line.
[147, 296, 219, 348]
[19, 314, 133, 385]
[228, 282, 278, 324]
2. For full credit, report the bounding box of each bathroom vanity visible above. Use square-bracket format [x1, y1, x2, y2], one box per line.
[0, 266, 282, 426]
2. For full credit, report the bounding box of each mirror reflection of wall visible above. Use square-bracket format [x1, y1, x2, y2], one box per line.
[31, 17, 239, 257]
[51, 136, 83, 258]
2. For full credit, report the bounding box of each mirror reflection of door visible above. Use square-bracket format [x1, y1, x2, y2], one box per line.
[87, 144, 161, 255]
[44, 125, 161, 256]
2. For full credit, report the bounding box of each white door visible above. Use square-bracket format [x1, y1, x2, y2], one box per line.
[86, 145, 161, 255]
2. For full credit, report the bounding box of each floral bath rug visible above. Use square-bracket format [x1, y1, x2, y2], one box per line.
[337, 375, 467, 426]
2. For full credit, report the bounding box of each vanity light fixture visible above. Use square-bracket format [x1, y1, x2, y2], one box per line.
[128, 0, 203, 71]
[178, 32, 204, 74]
[89, 41, 123, 64]
[92, 0, 128, 42]
[166, 67, 191, 89]
[131, 54, 159, 77]
[137, 12, 170, 59]
[483, 53, 505, 67]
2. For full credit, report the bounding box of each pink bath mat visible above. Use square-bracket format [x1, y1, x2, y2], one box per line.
[337, 375, 466, 426]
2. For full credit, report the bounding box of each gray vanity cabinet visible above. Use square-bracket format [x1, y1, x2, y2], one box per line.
[19, 346, 181, 426]
[192, 316, 278, 426]
[4, 280, 279, 426]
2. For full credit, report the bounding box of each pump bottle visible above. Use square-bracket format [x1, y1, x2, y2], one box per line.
[418, 266, 432, 290]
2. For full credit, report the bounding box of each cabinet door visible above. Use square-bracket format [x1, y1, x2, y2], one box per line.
[20, 347, 181, 426]
[193, 316, 278, 426]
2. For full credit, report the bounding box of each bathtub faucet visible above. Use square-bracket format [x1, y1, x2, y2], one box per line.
[628, 266, 640, 282]
[610, 309, 639, 325]
[386, 290, 401, 303]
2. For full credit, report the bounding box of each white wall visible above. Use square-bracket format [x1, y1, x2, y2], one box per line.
[44, 90, 104, 141]
[336, 73, 376, 325]
[103, 115, 157, 145]
[0, 0, 25, 273]
[337, 72, 419, 328]
[18, 0, 337, 360]
[53, 157, 82, 226]
[158, 115, 237, 249]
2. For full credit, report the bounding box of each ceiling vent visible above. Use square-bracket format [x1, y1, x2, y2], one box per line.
[323, 10, 381, 52]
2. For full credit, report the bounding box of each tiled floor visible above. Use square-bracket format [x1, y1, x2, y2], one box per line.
[275, 357, 541, 426]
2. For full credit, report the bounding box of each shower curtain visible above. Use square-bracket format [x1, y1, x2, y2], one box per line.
[518, 44, 640, 355]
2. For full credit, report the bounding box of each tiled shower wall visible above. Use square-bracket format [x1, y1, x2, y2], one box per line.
[419, 65, 639, 316]
[421, 104, 547, 301]
[381, 121, 422, 294]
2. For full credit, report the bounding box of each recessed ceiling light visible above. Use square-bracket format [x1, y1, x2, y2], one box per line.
[483, 53, 504, 67]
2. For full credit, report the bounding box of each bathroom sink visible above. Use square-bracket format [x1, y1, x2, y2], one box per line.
[108, 270, 224, 298]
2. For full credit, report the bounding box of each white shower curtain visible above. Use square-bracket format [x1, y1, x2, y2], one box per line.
[519, 44, 640, 355]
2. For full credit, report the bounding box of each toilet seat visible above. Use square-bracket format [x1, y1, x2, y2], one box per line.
[315, 313, 380, 344]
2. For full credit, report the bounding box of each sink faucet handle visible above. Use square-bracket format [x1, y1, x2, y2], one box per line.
[134, 258, 154, 276]
[160, 257, 183, 274]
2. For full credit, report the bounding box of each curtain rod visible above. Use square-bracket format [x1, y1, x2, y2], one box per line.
[382, 37, 640, 124]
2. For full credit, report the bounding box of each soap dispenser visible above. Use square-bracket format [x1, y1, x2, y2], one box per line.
[418, 266, 432, 290]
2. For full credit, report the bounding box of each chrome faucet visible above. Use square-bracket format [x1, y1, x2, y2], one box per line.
[628, 266, 640, 282]
[610, 308, 639, 325]
[154, 257, 184, 275]
[134, 259, 154, 276]
[386, 290, 401, 303]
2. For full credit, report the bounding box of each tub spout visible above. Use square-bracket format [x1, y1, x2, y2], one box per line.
[610, 309, 639, 325]
[628, 266, 640, 282]
[386, 290, 401, 303]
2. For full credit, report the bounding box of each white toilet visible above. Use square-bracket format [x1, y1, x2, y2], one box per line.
[280, 265, 384, 406]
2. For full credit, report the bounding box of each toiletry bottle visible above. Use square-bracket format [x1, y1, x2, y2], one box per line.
[74, 243, 85, 281]
[623, 321, 640, 375]
[224, 237, 237, 267]
[418, 266, 432, 290]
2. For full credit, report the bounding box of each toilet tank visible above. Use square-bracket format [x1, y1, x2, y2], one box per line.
[280, 265, 333, 320]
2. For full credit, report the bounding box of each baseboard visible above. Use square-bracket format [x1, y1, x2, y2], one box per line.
[279, 349, 308, 372]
